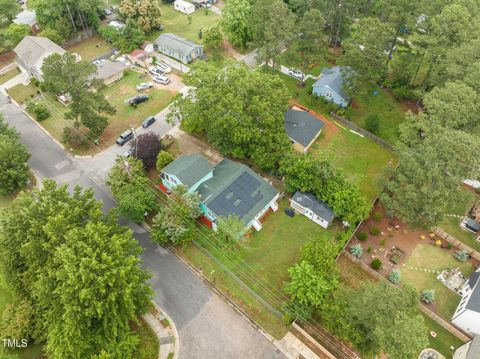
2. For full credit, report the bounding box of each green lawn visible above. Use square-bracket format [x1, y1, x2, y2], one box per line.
[278, 47, 332, 77]
[7, 83, 39, 104]
[421, 314, 464, 358]
[0, 67, 20, 85]
[439, 188, 479, 250]
[66, 34, 114, 62]
[146, 3, 221, 43]
[346, 88, 407, 145]
[401, 244, 474, 320]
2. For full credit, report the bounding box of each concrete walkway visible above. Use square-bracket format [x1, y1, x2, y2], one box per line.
[0, 70, 29, 91]
[143, 301, 179, 359]
[275, 332, 321, 359]
[154, 52, 190, 73]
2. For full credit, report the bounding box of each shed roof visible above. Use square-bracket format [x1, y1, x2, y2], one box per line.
[14, 36, 66, 75]
[197, 159, 278, 224]
[154, 33, 203, 57]
[465, 218, 480, 232]
[284, 109, 324, 147]
[292, 191, 334, 222]
[162, 154, 214, 188]
[312, 66, 351, 102]
[93, 60, 126, 80]
[13, 10, 37, 26]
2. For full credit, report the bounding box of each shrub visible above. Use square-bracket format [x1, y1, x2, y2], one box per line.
[156, 151, 174, 171]
[421, 289, 435, 304]
[371, 258, 382, 270]
[372, 212, 382, 222]
[392, 86, 418, 100]
[454, 250, 469, 262]
[446, 243, 453, 250]
[369, 226, 381, 236]
[350, 244, 363, 259]
[26, 102, 50, 121]
[364, 114, 380, 134]
[367, 246, 372, 253]
[356, 231, 368, 241]
[380, 238, 386, 246]
[388, 269, 401, 284]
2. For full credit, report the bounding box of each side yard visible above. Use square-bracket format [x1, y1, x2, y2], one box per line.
[0, 66, 20, 85]
[66, 34, 114, 62]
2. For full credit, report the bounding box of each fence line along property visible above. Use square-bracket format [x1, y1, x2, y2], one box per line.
[341, 251, 472, 342]
[432, 227, 480, 262]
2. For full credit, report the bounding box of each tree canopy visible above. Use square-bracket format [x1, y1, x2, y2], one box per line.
[168, 62, 291, 170]
[119, 0, 162, 32]
[0, 180, 152, 358]
[221, 0, 252, 49]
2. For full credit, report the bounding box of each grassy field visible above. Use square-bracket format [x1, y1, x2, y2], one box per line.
[146, 3, 221, 43]
[66, 34, 114, 62]
[0, 66, 20, 85]
[346, 88, 407, 145]
[7, 83, 39, 104]
[439, 188, 479, 250]
[401, 244, 474, 320]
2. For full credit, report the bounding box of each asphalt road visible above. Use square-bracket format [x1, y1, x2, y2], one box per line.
[0, 94, 285, 359]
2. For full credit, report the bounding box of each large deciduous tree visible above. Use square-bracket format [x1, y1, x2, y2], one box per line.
[0, 180, 152, 358]
[119, 0, 162, 32]
[42, 53, 115, 142]
[168, 62, 291, 170]
[131, 132, 163, 169]
[249, 0, 296, 69]
[221, 0, 252, 49]
[0, 115, 31, 195]
[0, 0, 20, 21]
[151, 185, 201, 246]
[107, 157, 157, 223]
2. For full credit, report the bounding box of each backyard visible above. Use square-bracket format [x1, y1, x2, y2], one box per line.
[146, 3, 221, 43]
[439, 187, 479, 250]
[66, 35, 114, 62]
[337, 253, 467, 358]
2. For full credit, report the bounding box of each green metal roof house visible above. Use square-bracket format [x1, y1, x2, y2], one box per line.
[160, 154, 280, 231]
[154, 33, 204, 64]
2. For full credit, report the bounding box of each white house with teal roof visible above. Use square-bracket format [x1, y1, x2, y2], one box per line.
[159, 154, 280, 231]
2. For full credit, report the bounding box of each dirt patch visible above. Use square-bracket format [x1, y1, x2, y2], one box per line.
[400, 98, 419, 114]
[289, 100, 340, 144]
[222, 39, 243, 60]
[350, 99, 361, 110]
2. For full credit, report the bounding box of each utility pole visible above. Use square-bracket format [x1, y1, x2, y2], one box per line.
[131, 124, 138, 158]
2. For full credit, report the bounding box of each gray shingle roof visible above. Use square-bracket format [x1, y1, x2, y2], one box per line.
[292, 191, 334, 222]
[197, 159, 278, 224]
[13, 10, 37, 26]
[284, 109, 324, 147]
[465, 218, 480, 232]
[466, 335, 480, 359]
[466, 272, 480, 312]
[154, 33, 203, 57]
[14, 36, 66, 75]
[312, 66, 351, 103]
[162, 154, 214, 187]
[468, 270, 480, 288]
[93, 60, 126, 80]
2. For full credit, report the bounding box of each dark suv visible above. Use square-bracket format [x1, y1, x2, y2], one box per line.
[142, 116, 156, 128]
[116, 130, 134, 146]
[128, 94, 149, 106]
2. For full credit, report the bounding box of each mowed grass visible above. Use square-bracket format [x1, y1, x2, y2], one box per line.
[131, 317, 160, 359]
[439, 188, 479, 250]
[401, 244, 474, 320]
[146, 3, 221, 43]
[347, 88, 407, 145]
[0, 66, 20, 85]
[66, 34, 114, 62]
[7, 82, 38, 104]
[422, 314, 464, 358]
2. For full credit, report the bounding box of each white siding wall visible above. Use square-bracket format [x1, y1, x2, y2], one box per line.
[452, 309, 480, 335]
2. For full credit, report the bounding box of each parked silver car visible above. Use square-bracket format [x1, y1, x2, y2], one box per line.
[153, 75, 171, 85]
[155, 62, 172, 74]
[136, 82, 153, 91]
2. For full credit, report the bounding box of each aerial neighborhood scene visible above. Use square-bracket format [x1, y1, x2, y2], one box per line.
[1, 0, 480, 358]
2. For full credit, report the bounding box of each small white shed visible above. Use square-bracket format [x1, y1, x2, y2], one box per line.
[174, 0, 195, 14]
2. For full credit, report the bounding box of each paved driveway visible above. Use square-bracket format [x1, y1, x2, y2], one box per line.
[0, 93, 286, 359]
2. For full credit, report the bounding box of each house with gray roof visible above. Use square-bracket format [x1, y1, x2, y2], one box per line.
[312, 66, 352, 108]
[13, 10, 40, 33]
[159, 155, 279, 232]
[14, 36, 66, 81]
[452, 268, 480, 336]
[284, 107, 325, 153]
[154, 33, 204, 64]
[290, 191, 334, 229]
[453, 335, 480, 359]
[92, 59, 127, 85]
